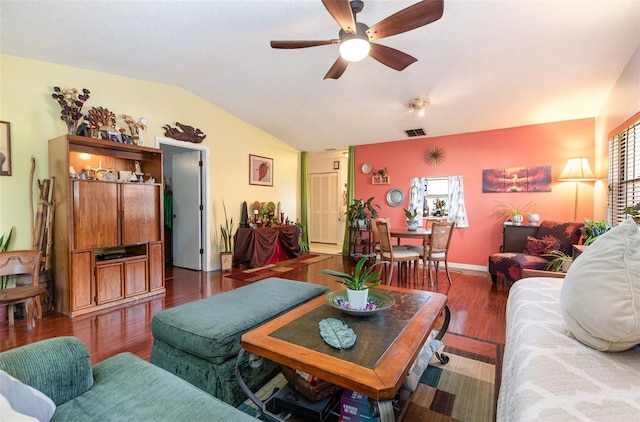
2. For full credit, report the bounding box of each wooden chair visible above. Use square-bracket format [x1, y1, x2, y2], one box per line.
[376, 220, 420, 286]
[0, 250, 44, 332]
[425, 222, 455, 286]
[371, 218, 408, 255]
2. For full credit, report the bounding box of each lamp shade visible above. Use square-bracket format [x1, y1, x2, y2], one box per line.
[339, 38, 370, 62]
[558, 157, 597, 181]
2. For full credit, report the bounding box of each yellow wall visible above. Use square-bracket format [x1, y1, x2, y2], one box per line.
[0, 55, 300, 269]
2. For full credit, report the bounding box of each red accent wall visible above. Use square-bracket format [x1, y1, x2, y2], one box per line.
[355, 118, 596, 267]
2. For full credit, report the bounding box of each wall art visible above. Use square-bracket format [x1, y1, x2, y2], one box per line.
[483, 165, 551, 193]
[249, 154, 273, 186]
[0, 121, 11, 176]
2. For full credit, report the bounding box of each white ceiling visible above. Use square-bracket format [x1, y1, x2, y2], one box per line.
[1, 0, 639, 152]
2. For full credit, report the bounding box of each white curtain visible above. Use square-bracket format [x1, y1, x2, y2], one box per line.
[448, 175, 469, 228]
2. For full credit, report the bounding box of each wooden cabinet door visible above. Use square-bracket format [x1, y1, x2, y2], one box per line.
[121, 184, 161, 245]
[95, 262, 124, 304]
[71, 250, 94, 310]
[73, 181, 119, 249]
[124, 258, 148, 297]
[502, 224, 538, 252]
[148, 241, 164, 291]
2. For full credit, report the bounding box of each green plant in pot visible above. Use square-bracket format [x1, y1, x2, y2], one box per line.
[219, 199, 234, 271]
[491, 201, 533, 226]
[581, 218, 611, 245]
[321, 255, 387, 310]
[544, 250, 573, 272]
[0, 227, 15, 289]
[623, 202, 640, 225]
[347, 197, 380, 229]
[404, 208, 419, 231]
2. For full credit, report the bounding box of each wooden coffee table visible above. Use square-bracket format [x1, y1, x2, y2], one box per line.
[238, 285, 448, 421]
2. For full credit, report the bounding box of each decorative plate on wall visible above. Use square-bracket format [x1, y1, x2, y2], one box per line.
[361, 163, 372, 174]
[386, 188, 405, 207]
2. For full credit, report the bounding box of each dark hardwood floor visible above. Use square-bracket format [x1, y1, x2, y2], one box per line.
[0, 254, 509, 364]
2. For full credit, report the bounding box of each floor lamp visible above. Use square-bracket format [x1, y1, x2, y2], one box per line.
[558, 157, 597, 222]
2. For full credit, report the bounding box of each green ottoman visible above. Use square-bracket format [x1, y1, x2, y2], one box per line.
[150, 277, 329, 407]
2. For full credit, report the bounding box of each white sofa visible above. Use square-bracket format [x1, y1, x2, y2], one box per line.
[497, 277, 640, 421]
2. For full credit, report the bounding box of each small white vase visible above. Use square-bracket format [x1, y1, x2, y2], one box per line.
[346, 288, 369, 310]
[406, 220, 419, 231]
[512, 213, 524, 226]
[528, 214, 540, 226]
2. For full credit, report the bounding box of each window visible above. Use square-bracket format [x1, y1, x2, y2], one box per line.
[608, 118, 639, 225]
[409, 176, 469, 228]
[423, 177, 449, 216]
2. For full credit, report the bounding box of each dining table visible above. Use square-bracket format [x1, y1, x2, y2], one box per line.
[389, 227, 431, 282]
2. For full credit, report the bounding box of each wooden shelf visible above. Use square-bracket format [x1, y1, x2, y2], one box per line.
[371, 175, 390, 184]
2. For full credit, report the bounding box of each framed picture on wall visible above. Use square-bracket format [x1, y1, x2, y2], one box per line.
[0, 121, 11, 176]
[333, 160, 340, 170]
[249, 154, 273, 186]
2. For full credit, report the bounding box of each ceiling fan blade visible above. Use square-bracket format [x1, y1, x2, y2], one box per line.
[322, 0, 356, 34]
[368, 43, 417, 71]
[324, 57, 349, 79]
[367, 0, 444, 40]
[271, 40, 338, 49]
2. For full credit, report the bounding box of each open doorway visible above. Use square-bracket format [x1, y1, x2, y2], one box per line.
[308, 151, 348, 255]
[155, 136, 212, 271]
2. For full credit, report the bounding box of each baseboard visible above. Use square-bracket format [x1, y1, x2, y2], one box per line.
[448, 262, 487, 273]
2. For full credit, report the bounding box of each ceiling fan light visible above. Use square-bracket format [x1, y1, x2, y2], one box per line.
[339, 38, 370, 62]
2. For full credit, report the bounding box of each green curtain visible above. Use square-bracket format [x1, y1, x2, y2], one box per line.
[300, 152, 310, 247]
[341, 146, 355, 256]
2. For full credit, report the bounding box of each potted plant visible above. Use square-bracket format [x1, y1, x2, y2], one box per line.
[321, 255, 386, 310]
[294, 221, 309, 254]
[581, 218, 611, 245]
[491, 201, 534, 225]
[623, 202, 640, 224]
[527, 204, 540, 226]
[544, 250, 573, 272]
[404, 208, 419, 231]
[0, 226, 14, 322]
[347, 197, 380, 229]
[0, 226, 14, 289]
[433, 199, 447, 217]
[219, 199, 234, 272]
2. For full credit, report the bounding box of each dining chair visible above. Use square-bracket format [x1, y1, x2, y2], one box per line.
[376, 220, 420, 286]
[0, 250, 44, 332]
[425, 221, 455, 286]
[371, 218, 408, 255]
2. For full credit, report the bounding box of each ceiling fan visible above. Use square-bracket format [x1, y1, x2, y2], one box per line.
[270, 0, 444, 79]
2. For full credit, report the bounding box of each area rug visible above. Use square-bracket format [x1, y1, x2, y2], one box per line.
[225, 254, 333, 282]
[239, 332, 503, 422]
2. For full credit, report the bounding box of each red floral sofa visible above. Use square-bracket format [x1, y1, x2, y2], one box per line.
[488, 221, 583, 283]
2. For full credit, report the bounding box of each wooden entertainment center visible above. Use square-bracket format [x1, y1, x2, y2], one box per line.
[49, 135, 165, 317]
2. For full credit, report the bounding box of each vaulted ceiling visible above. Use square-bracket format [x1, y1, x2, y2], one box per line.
[1, 0, 638, 152]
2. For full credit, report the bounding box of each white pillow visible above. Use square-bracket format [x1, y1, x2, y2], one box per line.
[560, 217, 640, 351]
[0, 370, 56, 422]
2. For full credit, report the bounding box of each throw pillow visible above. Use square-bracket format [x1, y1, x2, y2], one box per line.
[0, 369, 56, 421]
[523, 236, 560, 256]
[560, 217, 640, 352]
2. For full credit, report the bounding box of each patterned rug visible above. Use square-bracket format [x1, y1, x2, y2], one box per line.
[239, 332, 503, 421]
[402, 332, 503, 421]
[224, 254, 334, 282]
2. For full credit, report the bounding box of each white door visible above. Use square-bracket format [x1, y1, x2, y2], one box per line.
[310, 172, 339, 244]
[172, 150, 202, 270]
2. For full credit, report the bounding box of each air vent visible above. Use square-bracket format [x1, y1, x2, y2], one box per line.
[404, 128, 426, 137]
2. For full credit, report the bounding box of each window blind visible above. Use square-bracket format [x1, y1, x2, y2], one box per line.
[608, 119, 639, 225]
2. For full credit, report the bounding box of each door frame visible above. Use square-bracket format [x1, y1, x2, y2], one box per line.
[155, 136, 212, 271]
